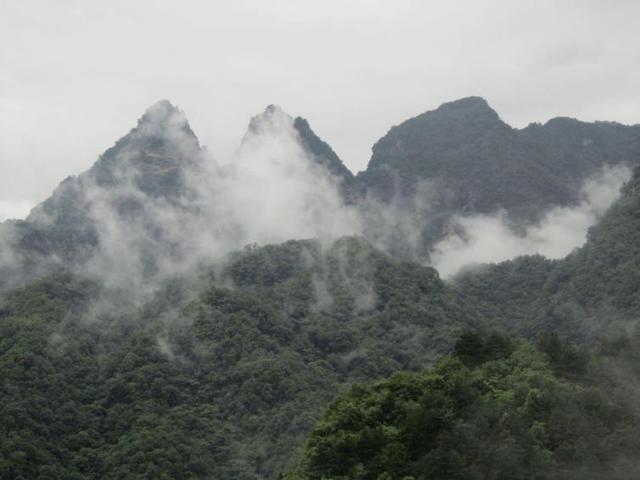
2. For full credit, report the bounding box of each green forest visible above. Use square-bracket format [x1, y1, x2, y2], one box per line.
[4, 220, 640, 478]
[285, 332, 640, 480]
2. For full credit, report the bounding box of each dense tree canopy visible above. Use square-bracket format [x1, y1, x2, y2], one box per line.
[286, 332, 640, 480]
[0, 238, 479, 479]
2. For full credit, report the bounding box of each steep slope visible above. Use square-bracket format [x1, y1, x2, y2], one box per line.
[293, 116, 355, 192]
[244, 105, 354, 188]
[359, 96, 640, 215]
[356, 97, 640, 256]
[0, 100, 206, 289]
[455, 166, 640, 340]
[0, 237, 479, 479]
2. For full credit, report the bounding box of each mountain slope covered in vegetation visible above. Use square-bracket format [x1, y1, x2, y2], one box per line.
[455, 165, 640, 340]
[285, 332, 640, 480]
[0, 238, 479, 479]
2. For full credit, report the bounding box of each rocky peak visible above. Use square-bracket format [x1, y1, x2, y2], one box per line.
[246, 104, 294, 137]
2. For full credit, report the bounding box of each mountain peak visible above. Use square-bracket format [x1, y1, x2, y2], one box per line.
[264, 104, 285, 115]
[434, 96, 501, 122]
[127, 99, 200, 153]
[368, 96, 507, 168]
[82, 99, 203, 198]
[246, 104, 294, 136]
[145, 98, 178, 114]
[441, 95, 490, 107]
[137, 99, 188, 129]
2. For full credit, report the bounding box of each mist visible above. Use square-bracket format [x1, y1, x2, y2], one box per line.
[203, 105, 361, 247]
[431, 165, 632, 277]
[0, 101, 634, 294]
[2, 102, 362, 294]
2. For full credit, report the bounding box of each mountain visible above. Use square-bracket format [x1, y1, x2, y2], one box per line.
[2, 101, 205, 280]
[358, 96, 640, 215]
[0, 102, 357, 292]
[293, 116, 356, 198]
[355, 97, 640, 254]
[4, 97, 637, 282]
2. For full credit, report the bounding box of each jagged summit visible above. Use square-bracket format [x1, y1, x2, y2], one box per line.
[240, 104, 355, 190]
[132, 100, 199, 146]
[22, 99, 206, 251]
[101, 100, 200, 160]
[246, 104, 294, 136]
[264, 104, 286, 115]
[141, 99, 180, 119]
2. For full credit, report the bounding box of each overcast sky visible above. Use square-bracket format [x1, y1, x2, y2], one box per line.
[1, 0, 639, 220]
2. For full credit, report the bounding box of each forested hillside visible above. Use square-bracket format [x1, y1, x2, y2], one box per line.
[0, 238, 478, 479]
[455, 165, 640, 341]
[285, 332, 640, 480]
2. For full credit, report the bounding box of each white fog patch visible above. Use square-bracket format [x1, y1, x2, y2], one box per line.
[432, 165, 632, 278]
[360, 178, 437, 260]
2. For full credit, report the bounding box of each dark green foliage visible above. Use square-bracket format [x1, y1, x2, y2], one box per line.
[0, 238, 478, 479]
[286, 333, 640, 480]
[537, 333, 589, 379]
[546, 167, 640, 314]
[453, 331, 514, 366]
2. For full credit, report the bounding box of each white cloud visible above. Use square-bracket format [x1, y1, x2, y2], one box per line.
[431, 165, 632, 277]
